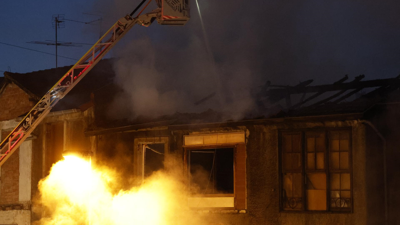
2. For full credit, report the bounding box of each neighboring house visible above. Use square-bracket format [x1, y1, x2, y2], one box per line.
[0, 64, 399, 225]
[0, 60, 113, 224]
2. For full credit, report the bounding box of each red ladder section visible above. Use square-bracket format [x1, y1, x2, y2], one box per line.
[0, 14, 153, 166]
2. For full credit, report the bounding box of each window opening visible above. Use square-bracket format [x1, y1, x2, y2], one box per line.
[329, 131, 351, 209]
[305, 132, 327, 211]
[282, 133, 303, 210]
[143, 144, 165, 179]
[189, 148, 234, 194]
[281, 130, 352, 212]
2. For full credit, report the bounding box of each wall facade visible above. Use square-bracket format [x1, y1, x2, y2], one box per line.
[92, 119, 373, 225]
[0, 119, 33, 224]
[0, 108, 93, 224]
[0, 83, 34, 121]
[0, 210, 31, 225]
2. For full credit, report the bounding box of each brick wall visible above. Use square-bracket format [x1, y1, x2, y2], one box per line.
[0, 82, 32, 204]
[0, 82, 35, 121]
[0, 148, 19, 204]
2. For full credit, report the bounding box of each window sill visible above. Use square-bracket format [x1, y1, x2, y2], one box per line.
[188, 196, 235, 208]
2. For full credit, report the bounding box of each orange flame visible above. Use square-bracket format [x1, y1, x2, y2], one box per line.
[36, 155, 211, 225]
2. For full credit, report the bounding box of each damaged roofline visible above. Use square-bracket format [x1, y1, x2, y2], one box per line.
[85, 113, 363, 136]
[85, 120, 176, 136]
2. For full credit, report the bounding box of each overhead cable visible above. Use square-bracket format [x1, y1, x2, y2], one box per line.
[0, 41, 78, 61]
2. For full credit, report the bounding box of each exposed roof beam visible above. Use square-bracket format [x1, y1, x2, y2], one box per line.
[332, 88, 363, 104]
[267, 75, 398, 95]
[308, 89, 347, 107]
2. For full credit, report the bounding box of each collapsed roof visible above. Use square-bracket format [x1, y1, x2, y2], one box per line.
[257, 74, 400, 117]
[2, 62, 400, 130]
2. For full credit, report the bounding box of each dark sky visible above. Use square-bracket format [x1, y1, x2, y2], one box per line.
[2, 0, 400, 118]
[0, 0, 100, 74]
[1, 1, 400, 82]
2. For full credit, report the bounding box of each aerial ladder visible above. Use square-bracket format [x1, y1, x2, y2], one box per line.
[0, 0, 190, 166]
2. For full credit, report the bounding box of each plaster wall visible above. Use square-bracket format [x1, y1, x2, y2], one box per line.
[19, 141, 32, 202]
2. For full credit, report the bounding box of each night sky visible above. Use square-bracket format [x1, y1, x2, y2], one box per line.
[1, 1, 400, 85]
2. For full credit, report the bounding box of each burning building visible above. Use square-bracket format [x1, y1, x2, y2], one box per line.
[0, 63, 399, 225]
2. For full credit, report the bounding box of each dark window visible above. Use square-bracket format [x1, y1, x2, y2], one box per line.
[45, 122, 64, 174]
[144, 144, 165, 178]
[281, 133, 303, 210]
[189, 148, 234, 194]
[280, 130, 352, 212]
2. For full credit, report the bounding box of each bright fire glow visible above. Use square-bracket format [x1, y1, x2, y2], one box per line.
[37, 155, 209, 225]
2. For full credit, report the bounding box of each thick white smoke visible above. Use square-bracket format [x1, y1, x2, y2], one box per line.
[93, 0, 400, 121]
[107, 36, 256, 120]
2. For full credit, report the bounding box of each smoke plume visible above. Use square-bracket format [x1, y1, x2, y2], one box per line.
[91, 0, 400, 120]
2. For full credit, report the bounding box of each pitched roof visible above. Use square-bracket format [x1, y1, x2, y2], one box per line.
[4, 59, 115, 111]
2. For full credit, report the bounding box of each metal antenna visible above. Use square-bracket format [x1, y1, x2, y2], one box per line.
[29, 14, 97, 71]
[52, 14, 65, 69]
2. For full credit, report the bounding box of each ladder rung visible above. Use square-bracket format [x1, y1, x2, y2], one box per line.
[75, 64, 91, 69]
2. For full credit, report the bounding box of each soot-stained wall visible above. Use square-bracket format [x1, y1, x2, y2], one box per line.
[365, 104, 400, 225]
[92, 118, 376, 225]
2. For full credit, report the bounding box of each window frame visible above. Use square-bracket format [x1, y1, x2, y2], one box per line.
[279, 128, 353, 213]
[184, 143, 246, 210]
[133, 137, 169, 182]
[186, 144, 236, 197]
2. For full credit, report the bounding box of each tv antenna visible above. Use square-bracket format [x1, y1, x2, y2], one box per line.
[53, 14, 64, 69]
[28, 14, 98, 70]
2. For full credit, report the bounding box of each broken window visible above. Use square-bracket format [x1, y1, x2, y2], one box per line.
[184, 133, 246, 210]
[188, 148, 234, 194]
[281, 130, 352, 212]
[133, 137, 169, 183]
[143, 144, 165, 178]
